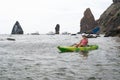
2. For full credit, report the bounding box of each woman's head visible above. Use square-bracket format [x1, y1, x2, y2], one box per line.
[81, 33, 86, 38]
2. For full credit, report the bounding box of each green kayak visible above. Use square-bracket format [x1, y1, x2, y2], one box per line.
[57, 45, 98, 52]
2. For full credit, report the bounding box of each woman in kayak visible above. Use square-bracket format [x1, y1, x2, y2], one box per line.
[74, 34, 88, 47]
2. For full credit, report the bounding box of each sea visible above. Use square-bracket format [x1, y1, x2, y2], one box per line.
[0, 34, 120, 80]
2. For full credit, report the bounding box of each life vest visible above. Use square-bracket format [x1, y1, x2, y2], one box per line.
[80, 38, 88, 46]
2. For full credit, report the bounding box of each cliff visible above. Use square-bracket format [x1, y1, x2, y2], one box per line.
[98, 0, 120, 37]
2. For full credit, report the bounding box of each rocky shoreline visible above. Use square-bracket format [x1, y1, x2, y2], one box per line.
[80, 0, 120, 37]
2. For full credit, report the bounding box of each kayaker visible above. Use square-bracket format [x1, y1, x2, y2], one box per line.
[74, 33, 88, 47]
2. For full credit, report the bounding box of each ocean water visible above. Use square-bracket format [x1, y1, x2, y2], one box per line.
[0, 34, 120, 80]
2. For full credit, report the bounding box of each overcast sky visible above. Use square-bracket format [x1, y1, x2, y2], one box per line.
[0, 0, 112, 34]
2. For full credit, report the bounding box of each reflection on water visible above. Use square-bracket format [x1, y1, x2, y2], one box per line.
[0, 34, 120, 80]
[79, 51, 89, 59]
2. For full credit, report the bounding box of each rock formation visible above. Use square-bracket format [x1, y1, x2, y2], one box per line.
[11, 21, 24, 34]
[55, 24, 60, 34]
[80, 8, 98, 33]
[98, 1, 120, 37]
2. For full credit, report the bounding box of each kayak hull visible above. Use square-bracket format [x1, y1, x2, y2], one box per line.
[57, 45, 98, 52]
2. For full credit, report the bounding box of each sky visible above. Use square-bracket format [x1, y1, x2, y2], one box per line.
[0, 0, 112, 34]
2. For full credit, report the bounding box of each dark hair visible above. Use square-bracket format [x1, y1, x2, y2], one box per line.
[82, 35, 86, 37]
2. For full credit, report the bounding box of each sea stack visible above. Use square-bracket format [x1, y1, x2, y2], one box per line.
[80, 8, 98, 33]
[11, 21, 24, 34]
[55, 24, 60, 34]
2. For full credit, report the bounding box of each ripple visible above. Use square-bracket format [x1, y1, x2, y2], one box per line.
[0, 35, 120, 80]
